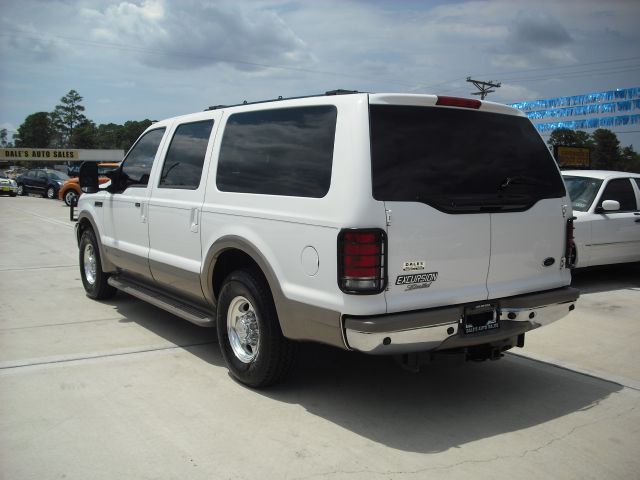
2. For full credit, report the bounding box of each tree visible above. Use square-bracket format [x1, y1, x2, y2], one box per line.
[0, 128, 11, 147]
[95, 123, 123, 149]
[70, 119, 97, 148]
[547, 128, 592, 148]
[14, 112, 53, 147]
[120, 119, 154, 151]
[51, 89, 87, 147]
[620, 145, 640, 173]
[591, 128, 621, 170]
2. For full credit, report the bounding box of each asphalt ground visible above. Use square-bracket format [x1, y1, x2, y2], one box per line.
[1, 195, 639, 480]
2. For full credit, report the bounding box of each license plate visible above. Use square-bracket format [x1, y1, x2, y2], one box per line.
[1, 187, 9, 192]
[462, 303, 499, 335]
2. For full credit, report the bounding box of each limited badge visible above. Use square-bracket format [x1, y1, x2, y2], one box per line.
[402, 261, 425, 271]
[395, 272, 438, 291]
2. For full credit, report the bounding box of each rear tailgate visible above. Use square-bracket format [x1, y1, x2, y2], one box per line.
[368, 94, 569, 313]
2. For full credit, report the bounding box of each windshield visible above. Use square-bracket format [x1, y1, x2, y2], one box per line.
[48, 171, 69, 181]
[370, 105, 566, 213]
[563, 176, 603, 212]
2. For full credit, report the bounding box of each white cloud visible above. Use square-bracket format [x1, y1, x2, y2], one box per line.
[84, 0, 312, 71]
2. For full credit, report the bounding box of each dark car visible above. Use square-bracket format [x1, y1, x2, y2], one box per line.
[16, 169, 70, 199]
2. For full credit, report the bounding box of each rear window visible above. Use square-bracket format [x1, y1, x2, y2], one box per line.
[370, 105, 566, 213]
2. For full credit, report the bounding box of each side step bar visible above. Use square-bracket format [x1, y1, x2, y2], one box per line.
[108, 276, 216, 328]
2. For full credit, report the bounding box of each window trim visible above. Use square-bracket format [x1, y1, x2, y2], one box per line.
[157, 119, 214, 191]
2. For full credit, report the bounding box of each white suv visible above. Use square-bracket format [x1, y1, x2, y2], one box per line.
[76, 91, 579, 387]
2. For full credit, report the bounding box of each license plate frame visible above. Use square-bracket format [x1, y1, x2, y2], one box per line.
[462, 303, 500, 335]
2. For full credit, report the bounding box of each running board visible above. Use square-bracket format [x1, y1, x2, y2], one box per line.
[108, 276, 215, 327]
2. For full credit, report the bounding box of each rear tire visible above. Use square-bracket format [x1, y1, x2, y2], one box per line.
[46, 186, 56, 199]
[79, 229, 116, 300]
[216, 268, 296, 387]
[17, 184, 25, 196]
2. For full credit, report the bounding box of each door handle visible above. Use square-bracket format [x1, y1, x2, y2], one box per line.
[190, 208, 199, 233]
[135, 202, 141, 207]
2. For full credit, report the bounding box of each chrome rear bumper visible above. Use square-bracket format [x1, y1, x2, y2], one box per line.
[344, 286, 579, 355]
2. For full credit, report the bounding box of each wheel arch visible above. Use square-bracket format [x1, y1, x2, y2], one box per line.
[76, 211, 116, 272]
[202, 236, 346, 349]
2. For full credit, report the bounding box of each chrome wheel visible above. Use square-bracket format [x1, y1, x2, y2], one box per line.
[47, 187, 55, 199]
[83, 243, 97, 285]
[65, 190, 78, 206]
[227, 296, 260, 363]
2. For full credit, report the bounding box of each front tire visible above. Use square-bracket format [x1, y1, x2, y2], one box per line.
[64, 189, 78, 206]
[216, 268, 296, 388]
[79, 229, 116, 300]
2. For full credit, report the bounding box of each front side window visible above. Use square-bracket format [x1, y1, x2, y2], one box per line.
[216, 106, 337, 198]
[563, 176, 603, 212]
[121, 128, 166, 188]
[599, 178, 637, 211]
[159, 120, 213, 189]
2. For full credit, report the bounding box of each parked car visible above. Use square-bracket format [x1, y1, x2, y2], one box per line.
[562, 170, 640, 267]
[16, 169, 70, 199]
[75, 91, 579, 387]
[59, 163, 121, 206]
[0, 172, 18, 196]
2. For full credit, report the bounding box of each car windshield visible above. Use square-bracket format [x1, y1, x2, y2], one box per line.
[48, 171, 70, 181]
[563, 175, 603, 211]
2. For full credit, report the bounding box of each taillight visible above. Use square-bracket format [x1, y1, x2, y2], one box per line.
[565, 217, 576, 268]
[338, 229, 386, 294]
[436, 96, 481, 109]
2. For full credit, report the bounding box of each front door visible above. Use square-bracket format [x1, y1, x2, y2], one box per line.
[102, 127, 168, 283]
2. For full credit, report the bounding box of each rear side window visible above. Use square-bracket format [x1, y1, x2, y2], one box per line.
[122, 128, 166, 187]
[370, 105, 566, 213]
[159, 120, 214, 189]
[599, 178, 637, 211]
[216, 106, 337, 198]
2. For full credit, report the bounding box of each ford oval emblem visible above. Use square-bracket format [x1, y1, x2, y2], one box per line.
[543, 257, 555, 267]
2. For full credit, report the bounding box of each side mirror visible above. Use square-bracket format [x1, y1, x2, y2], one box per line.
[599, 199, 620, 212]
[79, 162, 99, 194]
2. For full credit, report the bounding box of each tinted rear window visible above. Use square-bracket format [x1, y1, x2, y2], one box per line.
[216, 106, 337, 198]
[370, 105, 566, 213]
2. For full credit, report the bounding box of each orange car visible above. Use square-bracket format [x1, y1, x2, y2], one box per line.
[59, 163, 120, 206]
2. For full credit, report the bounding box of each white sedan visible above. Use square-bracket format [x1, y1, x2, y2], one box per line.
[562, 170, 640, 267]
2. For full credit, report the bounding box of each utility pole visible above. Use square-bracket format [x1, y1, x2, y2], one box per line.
[466, 77, 501, 100]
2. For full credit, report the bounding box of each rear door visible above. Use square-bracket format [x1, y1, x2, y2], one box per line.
[369, 96, 569, 313]
[148, 114, 218, 305]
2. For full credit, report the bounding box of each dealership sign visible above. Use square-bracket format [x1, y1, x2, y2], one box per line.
[0, 148, 79, 159]
[0, 148, 124, 162]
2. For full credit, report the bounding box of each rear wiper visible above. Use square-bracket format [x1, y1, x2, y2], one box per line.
[499, 175, 549, 190]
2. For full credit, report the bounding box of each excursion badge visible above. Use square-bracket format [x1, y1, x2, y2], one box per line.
[395, 272, 438, 291]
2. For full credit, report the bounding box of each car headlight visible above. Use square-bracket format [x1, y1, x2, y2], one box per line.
[56, 181, 63, 185]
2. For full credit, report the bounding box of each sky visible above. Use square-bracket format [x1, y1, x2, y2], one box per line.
[1, 0, 639, 146]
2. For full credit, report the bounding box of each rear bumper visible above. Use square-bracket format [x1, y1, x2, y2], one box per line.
[343, 286, 579, 354]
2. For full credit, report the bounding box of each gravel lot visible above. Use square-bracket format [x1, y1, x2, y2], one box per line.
[1, 196, 639, 480]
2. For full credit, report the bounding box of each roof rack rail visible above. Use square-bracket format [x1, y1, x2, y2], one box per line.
[205, 89, 360, 111]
